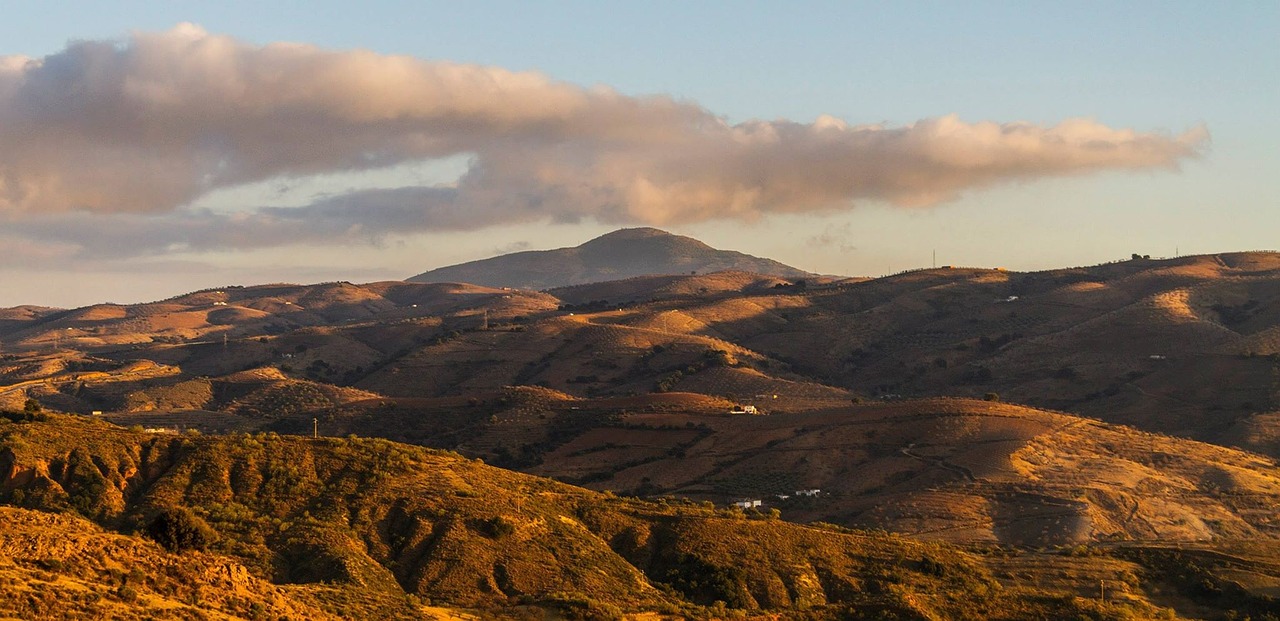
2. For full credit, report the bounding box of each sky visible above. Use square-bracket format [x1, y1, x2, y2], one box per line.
[0, 1, 1276, 308]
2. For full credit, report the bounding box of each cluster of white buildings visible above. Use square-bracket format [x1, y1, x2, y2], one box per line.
[732, 489, 822, 509]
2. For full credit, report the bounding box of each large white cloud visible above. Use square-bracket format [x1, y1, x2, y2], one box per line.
[0, 24, 1207, 256]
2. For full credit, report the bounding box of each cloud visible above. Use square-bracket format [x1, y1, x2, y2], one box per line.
[0, 24, 1208, 256]
[806, 223, 858, 252]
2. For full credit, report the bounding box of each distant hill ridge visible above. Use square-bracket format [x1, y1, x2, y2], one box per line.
[408, 227, 813, 290]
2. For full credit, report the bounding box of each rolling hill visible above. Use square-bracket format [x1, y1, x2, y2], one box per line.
[2, 412, 1207, 620]
[5, 251, 1280, 454]
[263, 393, 1280, 547]
[6, 247, 1280, 618]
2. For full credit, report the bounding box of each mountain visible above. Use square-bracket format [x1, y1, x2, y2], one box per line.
[6, 252, 1280, 453]
[5, 252, 1280, 443]
[8, 252, 1280, 617]
[407, 227, 814, 290]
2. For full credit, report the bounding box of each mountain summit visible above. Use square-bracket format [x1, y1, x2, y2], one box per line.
[408, 228, 812, 289]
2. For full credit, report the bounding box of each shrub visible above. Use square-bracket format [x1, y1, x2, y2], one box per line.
[0, 408, 48, 423]
[983, 392, 1001, 402]
[965, 366, 994, 383]
[146, 507, 216, 552]
[658, 553, 750, 608]
[473, 515, 516, 539]
[546, 594, 625, 621]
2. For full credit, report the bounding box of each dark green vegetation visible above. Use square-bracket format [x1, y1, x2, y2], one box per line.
[146, 506, 217, 552]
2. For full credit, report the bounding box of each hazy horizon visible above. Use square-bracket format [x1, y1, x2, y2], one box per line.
[1, 2, 1275, 308]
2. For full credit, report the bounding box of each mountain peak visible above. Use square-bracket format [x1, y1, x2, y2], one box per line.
[578, 227, 713, 253]
[590, 227, 673, 241]
[409, 228, 811, 289]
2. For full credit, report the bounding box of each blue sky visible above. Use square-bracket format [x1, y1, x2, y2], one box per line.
[0, 1, 1276, 307]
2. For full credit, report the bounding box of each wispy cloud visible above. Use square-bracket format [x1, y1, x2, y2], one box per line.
[807, 223, 858, 253]
[0, 24, 1208, 258]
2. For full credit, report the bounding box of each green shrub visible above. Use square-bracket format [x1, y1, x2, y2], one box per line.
[0, 409, 48, 423]
[146, 507, 217, 552]
[472, 515, 516, 539]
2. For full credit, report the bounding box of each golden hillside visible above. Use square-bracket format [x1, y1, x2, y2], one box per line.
[1, 412, 1213, 620]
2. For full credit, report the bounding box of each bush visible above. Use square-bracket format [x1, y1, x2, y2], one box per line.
[658, 553, 750, 608]
[547, 594, 624, 621]
[983, 392, 1001, 402]
[473, 515, 516, 539]
[0, 408, 48, 423]
[965, 366, 994, 383]
[146, 507, 216, 552]
[115, 585, 138, 603]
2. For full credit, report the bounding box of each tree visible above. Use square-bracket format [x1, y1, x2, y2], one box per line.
[22, 399, 40, 414]
[983, 392, 1001, 402]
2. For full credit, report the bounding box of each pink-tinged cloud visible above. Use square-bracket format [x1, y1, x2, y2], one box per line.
[0, 24, 1206, 248]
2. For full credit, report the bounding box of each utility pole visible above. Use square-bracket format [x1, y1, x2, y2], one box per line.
[1099, 579, 1105, 605]
[482, 309, 489, 331]
[313, 417, 318, 439]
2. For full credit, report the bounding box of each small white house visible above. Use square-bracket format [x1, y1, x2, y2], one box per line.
[733, 499, 762, 509]
[729, 405, 760, 415]
[795, 489, 821, 497]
